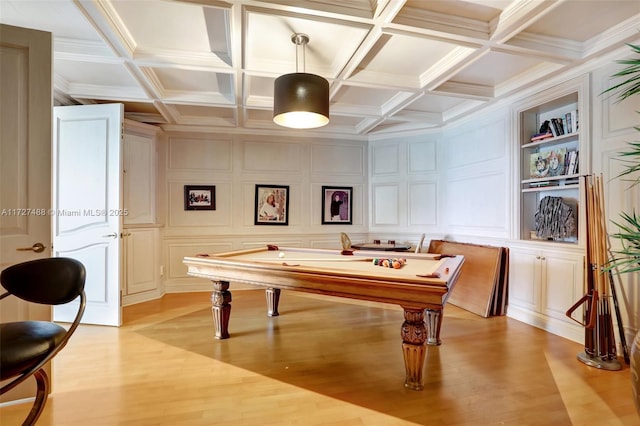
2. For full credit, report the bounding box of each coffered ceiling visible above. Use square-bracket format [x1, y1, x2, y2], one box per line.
[2, 0, 639, 136]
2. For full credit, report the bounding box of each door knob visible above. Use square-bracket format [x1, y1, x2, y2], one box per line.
[16, 243, 46, 253]
[102, 232, 118, 239]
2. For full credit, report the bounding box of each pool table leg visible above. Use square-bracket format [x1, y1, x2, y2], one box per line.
[401, 308, 427, 391]
[211, 280, 231, 339]
[265, 288, 281, 316]
[425, 308, 443, 346]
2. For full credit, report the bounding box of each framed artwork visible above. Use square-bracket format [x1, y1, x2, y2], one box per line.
[530, 148, 566, 178]
[322, 186, 352, 224]
[184, 185, 216, 210]
[255, 184, 289, 225]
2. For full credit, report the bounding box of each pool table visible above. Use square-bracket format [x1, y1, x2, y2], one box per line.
[183, 245, 464, 390]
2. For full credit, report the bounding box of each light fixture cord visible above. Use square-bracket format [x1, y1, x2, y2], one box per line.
[296, 42, 306, 73]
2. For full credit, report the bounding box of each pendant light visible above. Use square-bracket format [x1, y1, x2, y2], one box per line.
[273, 33, 329, 129]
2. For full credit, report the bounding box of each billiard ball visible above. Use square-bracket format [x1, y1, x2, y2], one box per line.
[279, 252, 285, 258]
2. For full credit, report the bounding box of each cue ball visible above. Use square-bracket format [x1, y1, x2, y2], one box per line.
[279, 252, 285, 258]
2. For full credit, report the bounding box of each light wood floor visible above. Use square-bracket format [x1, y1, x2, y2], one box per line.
[1, 290, 638, 425]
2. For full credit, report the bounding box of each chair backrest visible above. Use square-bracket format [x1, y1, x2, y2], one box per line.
[415, 233, 426, 253]
[0, 257, 87, 424]
[1, 257, 85, 305]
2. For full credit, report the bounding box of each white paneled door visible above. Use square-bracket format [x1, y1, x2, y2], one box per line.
[0, 24, 52, 271]
[0, 23, 53, 403]
[52, 104, 123, 326]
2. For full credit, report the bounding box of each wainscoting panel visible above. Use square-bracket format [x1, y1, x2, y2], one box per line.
[372, 144, 399, 176]
[408, 139, 437, 174]
[310, 143, 365, 176]
[373, 184, 399, 225]
[243, 140, 303, 172]
[408, 182, 437, 226]
[444, 117, 506, 169]
[445, 172, 508, 234]
[168, 135, 232, 171]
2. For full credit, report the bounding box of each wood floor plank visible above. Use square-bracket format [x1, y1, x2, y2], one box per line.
[1, 290, 637, 425]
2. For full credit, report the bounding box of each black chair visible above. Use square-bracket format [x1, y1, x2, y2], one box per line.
[0, 257, 86, 426]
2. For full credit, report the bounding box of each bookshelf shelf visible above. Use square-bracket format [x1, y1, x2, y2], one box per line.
[521, 132, 579, 149]
[521, 183, 579, 193]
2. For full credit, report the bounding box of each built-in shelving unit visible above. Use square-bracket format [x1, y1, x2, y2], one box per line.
[507, 76, 590, 343]
[515, 77, 589, 245]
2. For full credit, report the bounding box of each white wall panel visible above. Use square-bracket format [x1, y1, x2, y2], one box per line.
[444, 117, 506, 169]
[595, 64, 639, 138]
[311, 144, 364, 175]
[372, 144, 399, 175]
[445, 172, 507, 229]
[168, 136, 232, 171]
[409, 182, 437, 226]
[373, 184, 399, 225]
[408, 141, 436, 173]
[243, 140, 302, 172]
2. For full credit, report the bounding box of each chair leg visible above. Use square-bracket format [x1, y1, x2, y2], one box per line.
[22, 368, 49, 426]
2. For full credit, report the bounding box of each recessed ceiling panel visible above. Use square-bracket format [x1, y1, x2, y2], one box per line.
[257, 0, 376, 19]
[449, 51, 546, 87]
[245, 9, 370, 78]
[333, 85, 402, 113]
[111, 1, 215, 52]
[523, 1, 640, 42]
[405, 93, 467, 114]
[55, 60, 136, 87]
[402, 0, 506, 22]
[350, 33, 463, 88]
[152, 68, 233, 99]
[1, 0, 104, 41]
[168, 104, 236, 127]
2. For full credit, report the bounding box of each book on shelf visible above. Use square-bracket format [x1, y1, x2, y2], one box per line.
[530, 132, 553, 142]
[564, 149, 579, 175]
[539, 110, 578, 137]
[563, 178, 580, 185]
[551, 118, 565, 136]
[564, 112, 573, 133]
[529, 181, 559, 188]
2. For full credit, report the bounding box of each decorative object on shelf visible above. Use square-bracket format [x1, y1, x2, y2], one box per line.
[254, 184, 289, 225]
[530, 152, 550, 178]
[184, 185, 215, 211]
[529, 149, 566, 178]
[601, 41, 640, 414]
[273, 33, 329, 129]
[548, 149, 566, 176]
[322, 186, 353, 224]
[340, 232, 352, 250]
[534, 196, 576, 240]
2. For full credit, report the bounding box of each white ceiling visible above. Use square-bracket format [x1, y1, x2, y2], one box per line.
[2, 0, 639, 136]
